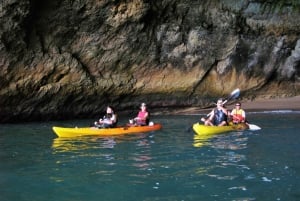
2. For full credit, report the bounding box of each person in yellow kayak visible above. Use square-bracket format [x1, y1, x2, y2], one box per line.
[94, 106, 118, 128]
[230, 102, 246, 124]
[130, 103, 149, 126]
[201, 98, 228, 126]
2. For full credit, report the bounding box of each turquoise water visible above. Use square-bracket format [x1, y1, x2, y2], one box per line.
[1, 111, 300, 201]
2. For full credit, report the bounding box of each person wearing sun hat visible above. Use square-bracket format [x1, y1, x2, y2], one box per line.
[230, 102, 246, 123]
[130, 102, 149, 126]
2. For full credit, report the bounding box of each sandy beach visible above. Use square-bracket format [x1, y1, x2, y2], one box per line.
[240, 96, 300, 110]
[164, 96, 300, 115]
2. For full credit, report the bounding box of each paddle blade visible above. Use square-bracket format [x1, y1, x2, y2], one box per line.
[248, 124, 261, 131]
[222, 88, 240, 104]
[229, 88, 240, 100]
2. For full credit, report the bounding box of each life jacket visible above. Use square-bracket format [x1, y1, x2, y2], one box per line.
[213, 109, 227, 126]
[103, 113, 112, 121]
[137, 111, 149, 125]
[103, 113, 118, 127]
[231, 109, 245, 123]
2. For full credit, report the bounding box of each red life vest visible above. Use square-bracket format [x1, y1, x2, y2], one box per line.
[232, 109, 245, 123]
[137, 111, 148, 125]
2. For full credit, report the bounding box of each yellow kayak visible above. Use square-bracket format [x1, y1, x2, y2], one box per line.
[52, 124, 162, 137]
[192, 122, 248, 135]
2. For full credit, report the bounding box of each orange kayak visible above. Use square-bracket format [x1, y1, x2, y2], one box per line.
[52, 124, 162, 137]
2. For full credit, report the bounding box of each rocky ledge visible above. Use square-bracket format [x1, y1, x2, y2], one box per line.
[0, 0, 299, 122]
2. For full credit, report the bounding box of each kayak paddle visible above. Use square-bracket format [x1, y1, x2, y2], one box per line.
[205, 88, 240, 117]
[248, 123, 261, 131]
[224, 89, 261, 130]
[222, 88, 240, 105]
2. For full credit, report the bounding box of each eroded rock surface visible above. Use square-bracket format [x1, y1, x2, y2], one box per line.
[0, 0, 299, 122]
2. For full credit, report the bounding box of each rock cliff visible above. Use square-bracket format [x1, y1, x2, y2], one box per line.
[0, 0, 299, 122]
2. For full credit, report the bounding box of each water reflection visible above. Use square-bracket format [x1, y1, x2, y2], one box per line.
[51, 134, 155, 180]
[131, 139, 153, 171]
[52, 137, 117, 152]
[193, 134, 214, 147]
[212, 132, 248, 150]
[193, 131, 248, 150]
[51, 133, 150, 152]
[193, 131, 250, 182]
[2, 114, 300, 201]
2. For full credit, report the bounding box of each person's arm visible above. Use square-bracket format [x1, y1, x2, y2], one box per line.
[208, 109, 214, 121]
[142, 112, 149, 120]
[134, 113, 139, 121]
[98, 118, 103, 123]
[111, 114, 117, 124]
[101, 115, 115, 125]
[207, 110, 213, 117]
[135, 111, 148, 121]
[220, 106, 227, 115]
[242, 110, 246, 118]
[241, 110, 246, 122]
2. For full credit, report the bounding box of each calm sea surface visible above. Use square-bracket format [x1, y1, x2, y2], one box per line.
[1, 111, 300, 201]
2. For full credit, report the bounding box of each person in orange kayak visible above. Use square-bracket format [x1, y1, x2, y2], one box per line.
[230, 102, 246, 124]
[94, 106, 118, 128]
[130, 103, 149, 126]
[201, 98, 228, 126]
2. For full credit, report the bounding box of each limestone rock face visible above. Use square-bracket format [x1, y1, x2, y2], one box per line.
[0, 0, 299, 122]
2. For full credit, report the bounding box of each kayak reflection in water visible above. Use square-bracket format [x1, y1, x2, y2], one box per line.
[201, 98, 228, 126]
[94, 106, 118, 128]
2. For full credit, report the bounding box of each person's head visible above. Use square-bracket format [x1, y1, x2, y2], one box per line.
[216, 99, 223, 107]
[140, 103, 147, 110]
[235, 102, 241, 108]
[106, 106, 114, 114]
